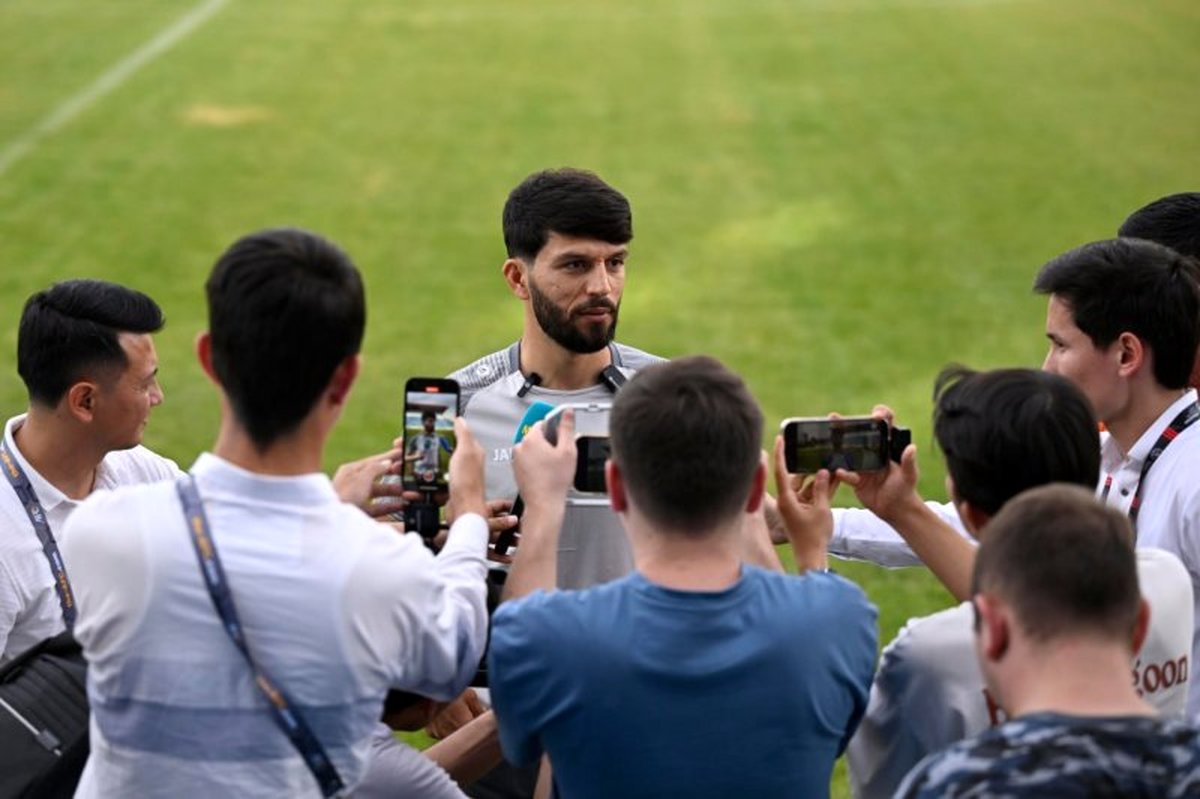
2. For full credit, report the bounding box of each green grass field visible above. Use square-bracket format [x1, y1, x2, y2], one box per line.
[3, 1, 1200, 795]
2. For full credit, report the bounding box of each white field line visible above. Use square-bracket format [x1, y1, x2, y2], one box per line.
[0, 0, 231, 178]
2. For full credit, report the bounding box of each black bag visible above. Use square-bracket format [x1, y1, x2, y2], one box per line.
[0, 631, 89, 799]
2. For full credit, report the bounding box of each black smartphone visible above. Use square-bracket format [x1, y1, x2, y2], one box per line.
[781, 416, 890, 473]
[401, 377, 460, 491]
[544, 403, 612, 494]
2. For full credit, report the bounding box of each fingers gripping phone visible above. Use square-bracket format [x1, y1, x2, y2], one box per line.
[781, 416, 911, 473]
[544, 402, 612, 494]
[402, 378, 460, 491]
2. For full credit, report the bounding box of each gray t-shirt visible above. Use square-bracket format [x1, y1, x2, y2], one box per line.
[449, 342, 663, 589]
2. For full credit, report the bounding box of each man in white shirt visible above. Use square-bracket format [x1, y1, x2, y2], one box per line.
[62, 228, 492, 797]
[842, 366, 1193, 799]
[0, 279, 179, 662]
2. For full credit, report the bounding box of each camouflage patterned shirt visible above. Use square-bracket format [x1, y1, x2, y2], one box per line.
[896, 712, 1200, 798]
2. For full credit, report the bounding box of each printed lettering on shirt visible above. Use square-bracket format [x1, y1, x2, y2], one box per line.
[1133, 654, 1189, 697]
[492, 448, 512, 463]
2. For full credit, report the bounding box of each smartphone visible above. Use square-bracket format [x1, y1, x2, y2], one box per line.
[781, 416, 889, 473]
[545, 402, 612, 494]
[401, 377, 460, 491]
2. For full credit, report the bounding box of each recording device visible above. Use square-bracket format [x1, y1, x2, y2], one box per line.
[781, 416, 911, 473]
[401, 378, 459, 491]
[401, 378, 459, 537]
[545, 402, 612, 494]
[494, 401, 556, 556]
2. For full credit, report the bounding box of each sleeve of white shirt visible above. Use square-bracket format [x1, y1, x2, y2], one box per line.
[344, 512, 489, 702]
[829, 501, 968, 568]
[846, 607, 985, 799]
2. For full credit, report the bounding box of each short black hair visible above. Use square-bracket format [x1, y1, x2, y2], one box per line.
[17, 279, 164, 406]
[206, 228, 365, 450]
[609, 356, 762, 532]
[1033, 238, 1200, 389]
[502, 168, 632, 262]
[1119, 192, 1200, 258]
[933, 366, 1099, 517]
[973, 484, 1140, 645]
[421, 410, 437, 422]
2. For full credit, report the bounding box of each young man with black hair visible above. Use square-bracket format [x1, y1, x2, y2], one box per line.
[0, 279, 179, 662]
[1035, 238, 1200, 718]
[449, 167, 662, 590]
[844, 366, 1193, 799]
[488, 356, 877, 799]
[62, 228, 492, 797]
[898, 485, 1200, 798]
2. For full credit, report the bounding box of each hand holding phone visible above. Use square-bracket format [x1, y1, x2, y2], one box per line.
[780, 416, 910, 474]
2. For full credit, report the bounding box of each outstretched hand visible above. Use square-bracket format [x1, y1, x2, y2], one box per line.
[772, 436, 837, 572]
[512, 410, 577, 514]
[333, 438, 406, 516]
[837, 442, 920, 522]
[447, 418, 488, 522]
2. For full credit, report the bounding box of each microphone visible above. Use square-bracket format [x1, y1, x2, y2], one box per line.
[517, 372, 542, 398]
[495, 401, 556, 555]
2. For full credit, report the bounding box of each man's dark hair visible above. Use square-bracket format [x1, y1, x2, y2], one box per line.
[1119, 192, 1200, 258]
[422, 410, 437, 422]
[206, 228, 365, 450]
[1033, 238, 1200, 389]
[17, 279, 164, 406]
[609, 356, 762, 532]
[502, 168, 632, 261]
[933, 366, 1099, 517]
[973, 484, 1140, 644]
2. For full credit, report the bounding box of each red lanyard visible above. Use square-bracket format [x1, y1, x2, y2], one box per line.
[1100, 402, 1200, 535]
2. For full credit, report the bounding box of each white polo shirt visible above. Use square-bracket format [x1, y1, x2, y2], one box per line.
[847, 548, 1194, 799]
[63, 453, 490, 798]
[1098, 388, 1200, 718]
[0, 413, 179, 661]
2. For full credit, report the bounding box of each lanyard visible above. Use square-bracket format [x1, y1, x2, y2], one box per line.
[176, 476, 345, 798]
[0, 438, 76, 629]
[1100, 401, 1200, 534]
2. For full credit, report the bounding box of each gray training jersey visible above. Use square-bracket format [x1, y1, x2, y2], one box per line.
[449, 342, 663, 589]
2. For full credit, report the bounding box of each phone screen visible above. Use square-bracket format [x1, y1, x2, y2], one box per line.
[574, 436, 610, 494]
[783, 417, 888, 473]
[402, 379, 460, 490]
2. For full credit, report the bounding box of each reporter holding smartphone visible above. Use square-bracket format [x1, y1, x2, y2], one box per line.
[488, 357, 877, 799]
[61, 229, 492, 798]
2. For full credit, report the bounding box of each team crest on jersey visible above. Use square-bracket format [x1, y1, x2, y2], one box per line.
[475, 363, 493, 378]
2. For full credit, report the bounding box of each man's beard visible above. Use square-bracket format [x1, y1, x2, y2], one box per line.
[529, 279, 619, 354]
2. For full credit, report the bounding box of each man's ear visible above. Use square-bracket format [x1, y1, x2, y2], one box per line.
[196, 331, 218, 384]
[503, 258, 530, 300]
[64, 381, 99, 423]
[1115, 331, 1146, 379]
[744, 460, 767, 514]
[957, 499, 991, 539]
[1131, 597, 1151, 656]
[975, 594, 1010, 663]
[328, 354, 360, 406]
[607, 460, 627, 514]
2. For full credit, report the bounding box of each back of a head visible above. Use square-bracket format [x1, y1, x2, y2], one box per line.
[17, 279, 164, 407]
[1033, 238, 1200, 389]
[609, 355, 762, 533]
[1119, 192, 1200, 259]
[933, 366, 1099, 517]
[502, 168, 632, 261]
[205, 228, 364, 450]
[973, 484, 1140, 647]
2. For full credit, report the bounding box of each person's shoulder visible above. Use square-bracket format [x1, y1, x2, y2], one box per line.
[755, 566, 876, 615]
[99, 445, 182, 485]
[612, 342, 665, 373]
[882, 603, 974, 671]
[448, 344, 520, 406]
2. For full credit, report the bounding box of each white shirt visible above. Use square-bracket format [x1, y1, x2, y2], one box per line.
[1098, 388, 1200, 718]
[62, 453, 490, 798]
[0, 413, 179, 661]
[847, 548, 1193, 799]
